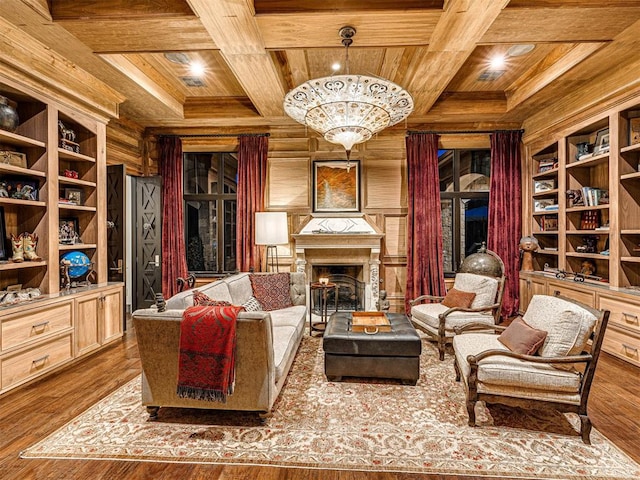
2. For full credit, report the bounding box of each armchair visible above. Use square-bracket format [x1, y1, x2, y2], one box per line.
[409, 246, 505, 360]
[453, 294, 609, 444]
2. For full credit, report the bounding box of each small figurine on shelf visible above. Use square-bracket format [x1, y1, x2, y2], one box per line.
[10, 233, 23, 262]
[58, 120, 80, 153]
[376, 290, 390, 312]
[519, 236, 539, 271]
[580, 260, 597, 276]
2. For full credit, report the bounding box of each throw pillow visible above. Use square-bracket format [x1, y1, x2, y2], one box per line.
[192, 290, 232, 307]
[242, 296, 263, 312]
[498, 316, 548, 355]
[441, 288, 476, 309]
[250, 273, 293, 311]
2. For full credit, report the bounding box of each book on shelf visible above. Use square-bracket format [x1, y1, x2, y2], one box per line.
[580, 187, 609, 207]
[534, 179, 555, 193]
[541, 215, 558, 231]
[580, 210, 600, 230]
[538, 159, 558, 173]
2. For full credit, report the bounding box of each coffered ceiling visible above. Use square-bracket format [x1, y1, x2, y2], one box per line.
[3, 0, 640, 132]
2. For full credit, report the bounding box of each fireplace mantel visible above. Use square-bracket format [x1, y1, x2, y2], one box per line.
[292, 214, 384, 310]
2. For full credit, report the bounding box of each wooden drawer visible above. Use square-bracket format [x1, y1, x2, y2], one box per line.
[602, 325, 640, 368]
[547, 282, 596, 307]
[1, 302, 73, 351]
[598, 295, 640, 336]
[1, 334, 73, 390]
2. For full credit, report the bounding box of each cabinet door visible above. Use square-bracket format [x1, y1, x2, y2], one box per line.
[101, 288, 123, 344]
[76, 294, 100, 356]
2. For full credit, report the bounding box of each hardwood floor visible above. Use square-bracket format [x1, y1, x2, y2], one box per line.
[1, 327, 638, 480]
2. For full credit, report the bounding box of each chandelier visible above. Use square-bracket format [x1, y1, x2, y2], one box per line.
[283, 26, 414, 165]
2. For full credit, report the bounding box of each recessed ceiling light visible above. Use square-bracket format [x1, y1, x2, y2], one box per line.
[189, 61, 206, 77]
[331, 62, 341, 71]
[507, 44, 535, 57]
[489, 54, 506, 70]
[478, 69, 505, 81]
[164, 52, 190, 65]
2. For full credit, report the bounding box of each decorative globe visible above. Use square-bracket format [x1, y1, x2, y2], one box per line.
[459, 243, 504, 278]
[61, 251, 91, 278]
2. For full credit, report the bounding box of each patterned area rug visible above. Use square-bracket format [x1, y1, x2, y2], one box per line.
[21, 336, 640, 478]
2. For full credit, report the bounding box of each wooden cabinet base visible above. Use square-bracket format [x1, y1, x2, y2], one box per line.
[0, 283, 123, 396]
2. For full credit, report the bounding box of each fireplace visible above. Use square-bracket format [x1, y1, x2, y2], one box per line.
[311, 265, 365, 313]
[292, 215, 384, 311]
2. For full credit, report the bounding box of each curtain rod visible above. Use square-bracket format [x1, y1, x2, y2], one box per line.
[160, 133, 270, 138]
[407, 129, 524, 135]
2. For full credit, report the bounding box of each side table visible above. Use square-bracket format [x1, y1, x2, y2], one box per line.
[309, 282, 336, 336]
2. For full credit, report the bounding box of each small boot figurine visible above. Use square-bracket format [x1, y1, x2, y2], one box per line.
[23, 232, 42, 261]
[10, 233, 24, 262]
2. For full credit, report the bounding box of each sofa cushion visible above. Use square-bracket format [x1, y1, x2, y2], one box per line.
[453, 273, 498, 309]
[192, 290, 232, 307]
[498, 316, 547, 355]
[272, 325, 299, 382]
[224, 273, 253, 305]
[250, 273, 293, 311]
[270, 305, 307, 329]
[442, 288, 476, 309]
[523, 295, 597, 369]
[165, 280, 232, 310]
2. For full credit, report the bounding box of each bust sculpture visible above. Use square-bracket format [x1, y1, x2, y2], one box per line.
[519, 236, 539, 271]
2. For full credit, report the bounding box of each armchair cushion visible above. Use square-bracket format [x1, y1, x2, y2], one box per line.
[442, 288, 476, 309]
[411, 302, 494, 337]
[523, 295, 598, 370]
[453, 273, 499, 309]
[453, 333, 583, 402]
[498, 316, 547, 355]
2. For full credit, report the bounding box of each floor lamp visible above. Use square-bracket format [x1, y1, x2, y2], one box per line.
[255, 212, 289, 272]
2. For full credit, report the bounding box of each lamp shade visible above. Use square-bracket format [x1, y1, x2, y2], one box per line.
[255, 212, 289, 245]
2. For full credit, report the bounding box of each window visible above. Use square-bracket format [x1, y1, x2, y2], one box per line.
[439, 149, 490, 275]
[183, 152, 237, 274]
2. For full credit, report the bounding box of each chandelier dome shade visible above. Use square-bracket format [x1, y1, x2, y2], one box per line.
[283, 27, 413, 155]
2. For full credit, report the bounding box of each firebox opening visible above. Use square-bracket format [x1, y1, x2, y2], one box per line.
[311, 265, 365, 313]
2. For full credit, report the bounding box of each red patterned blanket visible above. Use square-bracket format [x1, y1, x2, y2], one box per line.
[177, 304, 244, 402]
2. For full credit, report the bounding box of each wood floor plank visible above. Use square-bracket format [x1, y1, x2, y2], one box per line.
[0, 326, 638, 480]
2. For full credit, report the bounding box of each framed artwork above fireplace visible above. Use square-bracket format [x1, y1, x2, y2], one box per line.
[313, 160, 360, 212]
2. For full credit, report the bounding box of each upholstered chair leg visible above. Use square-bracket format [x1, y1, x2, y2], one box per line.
[579, 414, 592, 445]
[454, 359, 461, 382]
[146, 406, 159, 420]
[466, 400, 477, 426]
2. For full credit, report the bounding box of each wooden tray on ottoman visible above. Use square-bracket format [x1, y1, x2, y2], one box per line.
[351, 311, 391, 334]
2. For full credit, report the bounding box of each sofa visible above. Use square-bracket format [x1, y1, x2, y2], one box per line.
[132, 272, 307, 419]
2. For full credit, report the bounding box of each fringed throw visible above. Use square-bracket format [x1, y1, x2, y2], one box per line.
[177, 304, 244, 402]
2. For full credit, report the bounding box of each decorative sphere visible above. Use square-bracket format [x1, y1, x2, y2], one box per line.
[61, 251, 91, 278]
[459, 243, 504, 277]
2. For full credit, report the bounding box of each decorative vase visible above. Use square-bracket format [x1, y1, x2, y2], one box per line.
[0, 95, 19, 132]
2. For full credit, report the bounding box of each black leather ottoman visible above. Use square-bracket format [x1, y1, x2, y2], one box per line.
[323, 312, 421, 385]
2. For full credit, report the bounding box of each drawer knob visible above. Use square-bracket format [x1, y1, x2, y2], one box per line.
[622, 312, 639, 325]
[32, 354, 50, 368]
[31, 321, 50, 333]
[622, 344, 639, 358]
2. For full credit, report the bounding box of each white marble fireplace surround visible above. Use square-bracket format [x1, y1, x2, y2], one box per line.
[292, 215, 384, 311]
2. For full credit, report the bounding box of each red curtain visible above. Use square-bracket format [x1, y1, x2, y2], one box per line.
[405, 133, 446, 313]
[159, 136, 188, 299]
[488, 130, 523, 319]
[236, 135, 268, 272]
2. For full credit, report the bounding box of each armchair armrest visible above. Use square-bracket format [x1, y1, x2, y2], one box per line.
[454, 323, 506, 335]
[468, 348, 593, 366]
[409, 294, 445, 306]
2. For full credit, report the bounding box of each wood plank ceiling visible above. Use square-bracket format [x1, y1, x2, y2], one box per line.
[3, 0, 640, 132]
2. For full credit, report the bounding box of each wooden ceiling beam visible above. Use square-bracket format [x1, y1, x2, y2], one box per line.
[254, 1, 443, 14]
[257, 12, 440, 49]
[51, 0, 195, 20]
[184, 97, 259, 119]
[405, 0, 510, 115]
[100, 54, 184, 118]
[187, 0, 286, 117]
[506, 42, 606, 111]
